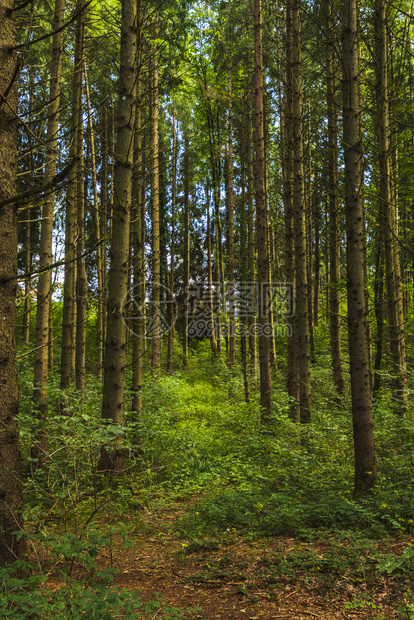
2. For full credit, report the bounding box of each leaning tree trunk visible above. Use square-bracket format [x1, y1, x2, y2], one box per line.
[100, 0, 137, 474]
[0, 0, 26, 566]
[342, 0, 377, 496]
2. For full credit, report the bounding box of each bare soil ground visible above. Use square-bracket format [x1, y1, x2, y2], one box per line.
[45, 500, 409, 620]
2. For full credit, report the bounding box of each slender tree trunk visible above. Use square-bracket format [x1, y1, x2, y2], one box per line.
[342, 0, 377, 496]
[305, 102, 315, 363]
[373, 234, 385, 395]
[100, 0, 137, 473]
[151, 23, 161, 374]
[291, 0, 311, 423]
[206, 188, 218, 356]
[247, 88, 257, 377]
[22, 70, 34, 347]
[32, 0, 66, 460]
[167, 106, 177, 374]
[59, 139, 77, 407]
[132, 9, 145, 413]
[227, 48, 236, 370]
[240, 108, 250, 401]
[84, 61, 104, 380]
[100, 101, 109, 352]
[374, 0, 407, 410]
[326, 0, 344, 394]
[0, 0, 26, 565]
[48, 294, 54, 370]
[254, 0, 272, 419]
[74, 7, 87, 397]
[183, 134, 190, 367]
[283, 1, 300, 421]
[313, 184, 320, 331]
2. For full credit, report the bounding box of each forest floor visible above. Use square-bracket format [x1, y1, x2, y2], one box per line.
[45, 498, 409, 620]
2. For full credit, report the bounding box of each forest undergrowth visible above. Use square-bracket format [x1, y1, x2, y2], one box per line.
[4, 335, 414, 618]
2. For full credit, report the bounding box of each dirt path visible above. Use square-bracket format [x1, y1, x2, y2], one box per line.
[88, 506, 402, 619]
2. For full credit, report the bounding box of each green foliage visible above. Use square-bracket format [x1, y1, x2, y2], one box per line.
[0, 529, 198, 619]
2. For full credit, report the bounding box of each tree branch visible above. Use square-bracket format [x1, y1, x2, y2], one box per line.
[0, 157, 79, 210]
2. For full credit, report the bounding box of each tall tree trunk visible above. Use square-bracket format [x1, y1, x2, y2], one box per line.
[22, 70, 34, 347]
[150, 23, 161, 374]
[342, 0, 377, 496]
[373, 234, 385, 395]
[254, 0, 272, 419]
[291, 0, 311, 423]
[59, 137, 77, 408]
[0, 0, 26, 565]
[283, 1, 300, 421]
[247, 87, 257, 377]
[100, 100, 109, 353]
[227, 48, 236, 370]
[183, 134, 190, 367]
[74, 7, 87, 396]
[374, 0, 407, 410]
[206, 188, 217, 356]
[167, 106, 177, 374]
[132, 9, 145, 413]
[239, 104, 250, 401]
[326, 0, 344, 394]
[305, 102, 315, 363]
[84, 61, 104, 380]
[100, 0, 137, 473]
[32, 0, 66, 460]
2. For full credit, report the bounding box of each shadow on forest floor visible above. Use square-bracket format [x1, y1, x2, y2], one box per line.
[41, 499, 413, 619]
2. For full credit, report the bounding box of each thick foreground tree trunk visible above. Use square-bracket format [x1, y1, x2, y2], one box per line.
[0, 0, 26, 565]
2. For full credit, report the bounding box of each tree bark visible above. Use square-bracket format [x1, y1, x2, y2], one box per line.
[84, 61, 104, 380]
[342, 0, 377, 496]
[100, 0, 137, 473]
[291, 0, 311, 423]
[254, 0, 272, 419]
[150, 21, 161, 374]
[326, 0, 344, 394]
[132, 4, 145, 413]
[247, 85, 257, 377]
[74, 4, 86, 397]
[206, 188, 218, 356]
[32, 0, 66, 460]
[227, 48, 236, 370]
[0, 0, 26, 565]
[167, 105, 177, 374]
[182, 133, 190, 367]
[374, 0, 407, 410]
